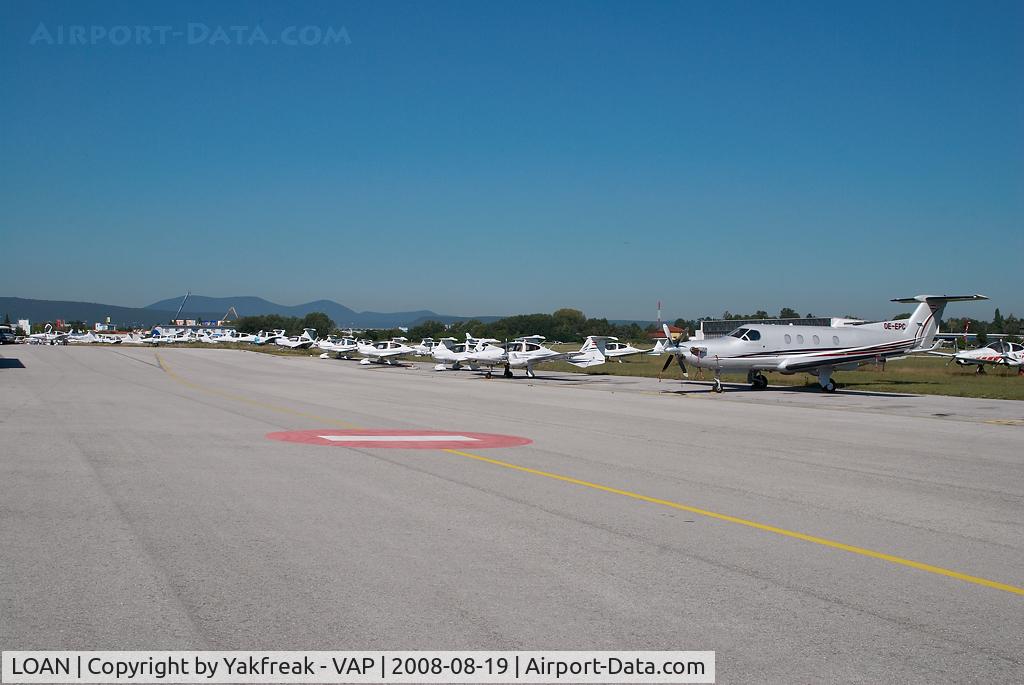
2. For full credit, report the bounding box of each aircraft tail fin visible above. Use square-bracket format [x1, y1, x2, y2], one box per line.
[893, 295, 987, 351]
[569, 337, 607, 367]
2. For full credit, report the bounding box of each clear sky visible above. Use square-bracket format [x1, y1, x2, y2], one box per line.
[1, 1, 1021, 321]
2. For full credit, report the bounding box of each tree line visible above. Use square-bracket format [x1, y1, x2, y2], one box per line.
[230, 306, 1021, 345]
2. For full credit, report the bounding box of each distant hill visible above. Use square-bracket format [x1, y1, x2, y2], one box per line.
[145, 295, 494, 328]
[0, 297, 213, 328]
[0, 295, 496, 329]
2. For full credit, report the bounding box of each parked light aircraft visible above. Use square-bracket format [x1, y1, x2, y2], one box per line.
[657, 294, 987, 393]
[356, 339, 417, 365]
[275, 328, 319, 349]
[252, 329, 286, 345]
[318, 336, 360, 359]
[929, 340, 1024, 374]
[67, 330, 98, 344]
[136, 328, 191, 345]
[206, 330, 258, 344]
[28, 324, 69, 345]
[411, 338, 447, 356]
[431, 335, 501, 371]
[468, 335, 608, 378]
[602, 337, 651, 361]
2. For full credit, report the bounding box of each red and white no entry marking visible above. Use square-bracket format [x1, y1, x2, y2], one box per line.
[266, 429, 531, 450]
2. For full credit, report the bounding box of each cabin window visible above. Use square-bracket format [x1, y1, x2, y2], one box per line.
[796, 334, 804, 344]
[833, 336, 840, 345]
[813, 335, 820, 345]
[784, 334, 792, 344]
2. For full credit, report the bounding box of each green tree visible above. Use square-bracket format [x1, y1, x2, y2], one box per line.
[408, 320, 448, 340]
[993, 308, 1004, 332]
[779, 307, 800, 319]
[300, 312, 334, 337]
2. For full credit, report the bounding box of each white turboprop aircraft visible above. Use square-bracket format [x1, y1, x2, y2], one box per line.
[928, 339, 1024, 374]
[469, 335, 608, 378]
[356, 338, 417, 365]
[657, 294, 987, 393]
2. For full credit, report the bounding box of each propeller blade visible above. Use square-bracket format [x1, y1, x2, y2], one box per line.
[661, 355, 675, 372]
[676, 355, 689, 378]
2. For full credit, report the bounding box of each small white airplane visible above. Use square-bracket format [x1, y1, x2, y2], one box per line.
[252, 329, 287, 345]
[657, 294, 987, 393]
[928, 339, 1024, 374]
[468, 335, 608, 378]
[356, 338, 417, 365]
[275, 328, 319, 349]
[410, 337, 447, 356]
[67, 330, 98, 344]
[318, 336, 360, 359]
[28, 324, 69, 345]
[209, 330, 259, 344]
[430, 335, 501, 371]
[602, 337, 651, 361]
[139, 327, 192, 345]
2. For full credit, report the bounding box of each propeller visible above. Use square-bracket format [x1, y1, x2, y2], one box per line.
[658, 324, 688, 379]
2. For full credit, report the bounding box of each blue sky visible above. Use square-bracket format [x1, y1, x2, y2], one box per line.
[1, 1, 1020, 321]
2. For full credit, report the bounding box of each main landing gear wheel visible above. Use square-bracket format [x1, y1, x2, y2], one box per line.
[485, 370, 492, 379]
[822, 380, 837, 393]
[712, 378, 723, 393]
[503, 366, 514, 378]
[750, 373, 768, 390]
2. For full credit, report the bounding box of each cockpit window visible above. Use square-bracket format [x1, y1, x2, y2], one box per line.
[729, 327, 760, 341]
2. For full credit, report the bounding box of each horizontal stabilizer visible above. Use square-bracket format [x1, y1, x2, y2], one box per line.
[890, 294, 988, 303]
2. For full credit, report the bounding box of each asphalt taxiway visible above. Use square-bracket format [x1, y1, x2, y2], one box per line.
[1, 346, 1021, 682]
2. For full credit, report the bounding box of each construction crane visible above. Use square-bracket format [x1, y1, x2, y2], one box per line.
[173, 291, 190, 320]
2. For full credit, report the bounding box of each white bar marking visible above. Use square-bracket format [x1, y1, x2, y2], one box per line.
[319, 434, 478, 442]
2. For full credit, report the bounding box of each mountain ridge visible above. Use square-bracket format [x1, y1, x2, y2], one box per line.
[2, 296, 498, 328]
